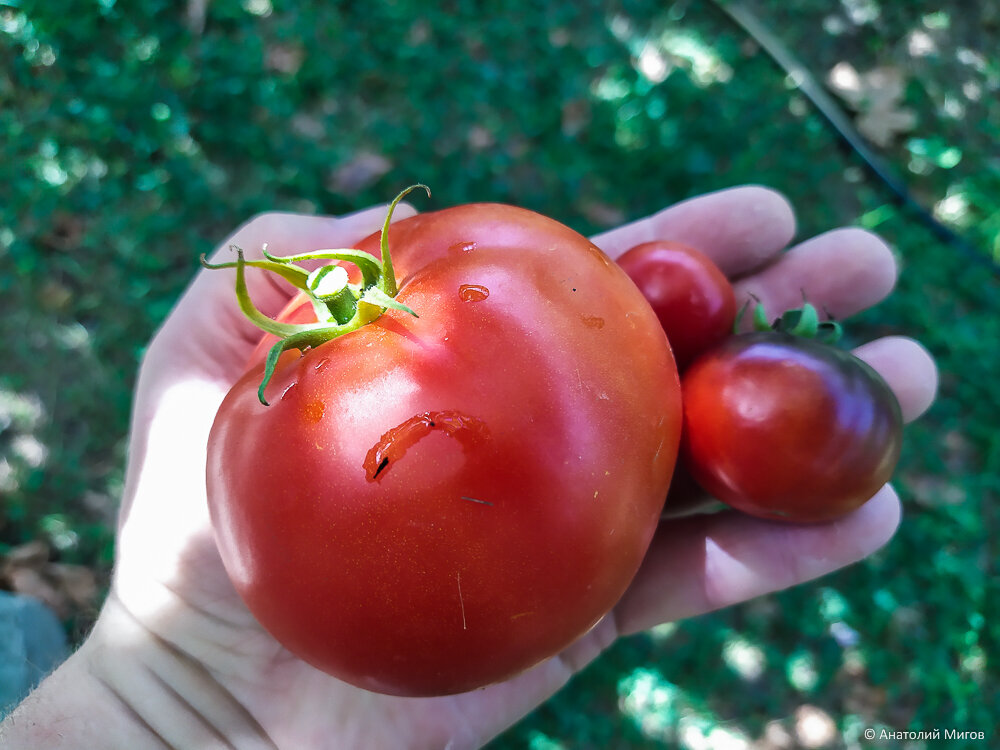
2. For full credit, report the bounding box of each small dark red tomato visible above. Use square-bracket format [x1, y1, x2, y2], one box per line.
[681, 333, 903, 523]
[616, 240, 736, 370]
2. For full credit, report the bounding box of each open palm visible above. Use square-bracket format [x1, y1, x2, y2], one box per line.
[95, 187, 936, 750]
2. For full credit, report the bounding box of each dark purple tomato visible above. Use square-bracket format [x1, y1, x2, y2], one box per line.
[681, 332, 903, 523]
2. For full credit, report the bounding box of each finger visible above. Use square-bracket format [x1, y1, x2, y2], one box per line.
[853, 336, 938, 422]
[733, 227, 897, 323]
[615, 484, 901, 635]
[591, 185, 796, 275]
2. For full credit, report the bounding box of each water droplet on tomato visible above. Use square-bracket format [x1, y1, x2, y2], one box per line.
[581, 315, 605, 329]
[280, 382, 298, 401]
[588, 243, 613, 268]
[314, 357, 330, 372]
[459, 284, 489, 302]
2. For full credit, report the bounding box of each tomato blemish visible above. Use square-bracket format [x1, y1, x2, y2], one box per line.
[304, 400, 325, 423]
[364, 410, 489, 482]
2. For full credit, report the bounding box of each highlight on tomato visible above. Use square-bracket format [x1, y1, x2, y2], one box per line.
[203, 187, 683, 696]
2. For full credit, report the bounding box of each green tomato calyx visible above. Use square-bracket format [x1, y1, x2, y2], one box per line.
[735, 296, 843, 344]
[201, 184, 428, 405]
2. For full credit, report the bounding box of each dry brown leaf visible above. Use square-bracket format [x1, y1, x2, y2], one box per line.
[4, 540, 48, 567]
[328, 152, 394, 195]
[856, 107, 918, 148]
[467, 125, 495, 151]
[40, 212, 86, 252]
[266, 44, 305, 75]
[561, 99, 591, 138]
[49, 564, 99, 609]
[186, 0, 208, 35]
[827, 62, 917, 146]
[1, 541, 99, 620]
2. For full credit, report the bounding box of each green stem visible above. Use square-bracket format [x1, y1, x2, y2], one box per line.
[204, 186, 428, 404]
[744, 297, 844, 345]
[263, 246, 384, 289]
[233, 249, 325, 339]
[306, 265, 357, 324]
[380, 184, 430, 296]
[787, 300, 819, 337]
[200, 251, 311, 291]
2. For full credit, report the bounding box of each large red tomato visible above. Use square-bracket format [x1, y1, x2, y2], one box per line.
[207, 203, 681, 696]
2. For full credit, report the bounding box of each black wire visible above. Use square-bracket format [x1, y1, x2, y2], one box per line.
[708, 1, 997, 272]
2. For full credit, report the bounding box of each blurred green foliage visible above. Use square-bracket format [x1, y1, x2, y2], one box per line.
[1, 0, 997, 746]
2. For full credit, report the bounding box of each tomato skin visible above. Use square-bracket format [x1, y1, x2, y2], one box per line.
[616, 241, 736, 370]
[208, 204, 682, 696]
[681, 333, 902, 523]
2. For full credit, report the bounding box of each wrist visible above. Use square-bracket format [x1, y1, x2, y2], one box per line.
[0, 630, 158, 749]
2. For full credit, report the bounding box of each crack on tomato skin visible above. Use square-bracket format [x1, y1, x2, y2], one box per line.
[363, 410, 489, 483]
[303, 400, 326, 424]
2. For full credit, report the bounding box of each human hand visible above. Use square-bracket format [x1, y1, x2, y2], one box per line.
[0, 187, 936, 750]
